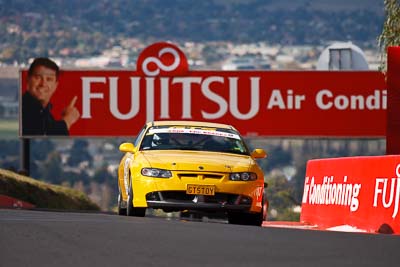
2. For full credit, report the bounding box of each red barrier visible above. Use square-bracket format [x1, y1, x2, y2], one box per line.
[301, 155, 400, 234]
[0, 195, 35, 209]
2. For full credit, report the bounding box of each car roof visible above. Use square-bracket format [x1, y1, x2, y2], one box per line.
[146, 120, 236, 130]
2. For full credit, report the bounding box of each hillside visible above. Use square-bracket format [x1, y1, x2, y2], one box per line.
[0, 168, 100, 210]
[0, 0, 384, 63]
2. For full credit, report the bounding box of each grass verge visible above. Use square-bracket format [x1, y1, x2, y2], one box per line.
[0, 168, 100, 211]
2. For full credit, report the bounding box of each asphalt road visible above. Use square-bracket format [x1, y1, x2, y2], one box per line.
[0, 209, 399, 267]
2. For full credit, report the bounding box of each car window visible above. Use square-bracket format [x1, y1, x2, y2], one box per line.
[139, 126, 250, 155]
[134, 126, 147, 147]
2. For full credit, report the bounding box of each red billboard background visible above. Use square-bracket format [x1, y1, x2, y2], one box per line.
[19, 42, 387, 137]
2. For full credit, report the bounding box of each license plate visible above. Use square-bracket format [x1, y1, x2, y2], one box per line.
[186, 184, 215, 196]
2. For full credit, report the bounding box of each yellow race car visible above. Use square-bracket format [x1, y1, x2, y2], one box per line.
[117, 120, 268, 226]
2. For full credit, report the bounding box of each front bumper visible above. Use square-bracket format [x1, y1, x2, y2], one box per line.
[130, 171, 264, 213]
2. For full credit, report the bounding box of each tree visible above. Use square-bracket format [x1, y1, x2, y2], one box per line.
[40, 151, 63, 184]
[29, 139, 56, 179]
[378, 0, 400, 72]
[265, 173, 300, 221]
[92, 163, 111, 184]
[262, 146, 292, 172]
[31, 139, 55, 161]
[67, 139, 92, 167]
[0, 140, 19, 158]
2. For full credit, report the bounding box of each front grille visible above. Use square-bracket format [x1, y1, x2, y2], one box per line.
[146, 191, 248, 205]
[178, 174, 198, 179]
[177, 173, 224, 180]
[160, 191, 194, 201]
[203, 174, 223, 179]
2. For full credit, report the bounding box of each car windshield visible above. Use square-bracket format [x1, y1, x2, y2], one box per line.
[140, 125, 250, 155]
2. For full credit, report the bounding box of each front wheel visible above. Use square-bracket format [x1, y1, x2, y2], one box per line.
[117, 189, 127, 216]
[228, 212, 263, 226]
[228, 194, 268, 226]
[127, 179, 146, 217]
[262, 193, 269, 221]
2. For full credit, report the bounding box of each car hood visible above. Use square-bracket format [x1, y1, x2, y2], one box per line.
[141, 150, 253, 172]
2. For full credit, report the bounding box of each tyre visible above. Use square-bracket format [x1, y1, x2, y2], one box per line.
[117, 189, 127, 216]
[262, 193, 269, 221]
[228, 195, 268, 226]
[227, 212, 244, 225]
[127, 178, 146, 217]
[250, 212, 263, 226]
[228, 212, 263, 226]
[246, 194, 269, 226]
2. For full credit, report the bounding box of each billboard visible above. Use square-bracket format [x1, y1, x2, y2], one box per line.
[19, 42, 387, 137]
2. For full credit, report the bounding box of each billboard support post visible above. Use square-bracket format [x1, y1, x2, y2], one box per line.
[19, 138, 30, 176]
[386, 46, 400, 155]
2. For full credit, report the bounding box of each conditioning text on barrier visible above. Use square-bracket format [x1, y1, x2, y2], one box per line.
[374, 164, 400, 219]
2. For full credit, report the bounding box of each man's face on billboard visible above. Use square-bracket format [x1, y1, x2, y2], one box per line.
[27, 65, 58, 107]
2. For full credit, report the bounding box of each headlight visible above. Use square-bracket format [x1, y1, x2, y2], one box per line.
[229, 172, 257, 181]
[141, 168, 172, 178]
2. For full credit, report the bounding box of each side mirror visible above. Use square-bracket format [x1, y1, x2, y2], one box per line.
[251, 148, 267, 159]
[119, 143, 135, 153]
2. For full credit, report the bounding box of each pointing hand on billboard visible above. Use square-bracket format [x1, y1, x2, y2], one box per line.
[63, 96, 80, 129]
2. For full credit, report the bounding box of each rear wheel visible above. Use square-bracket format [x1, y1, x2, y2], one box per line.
[127, 178, 146, 217]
